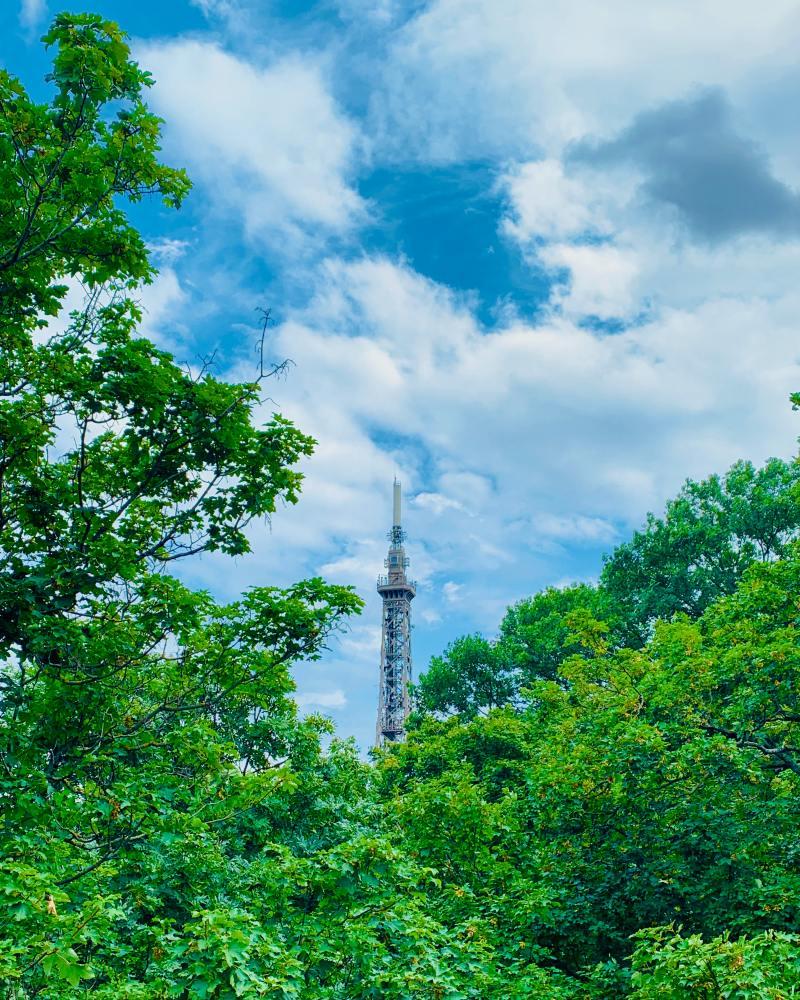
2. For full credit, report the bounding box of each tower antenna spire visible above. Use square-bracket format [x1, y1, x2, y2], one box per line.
[393, 478, 401, 527]
[376, 479, 415, 746]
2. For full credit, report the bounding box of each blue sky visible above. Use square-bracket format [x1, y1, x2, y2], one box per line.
[6, 0, 800, 750]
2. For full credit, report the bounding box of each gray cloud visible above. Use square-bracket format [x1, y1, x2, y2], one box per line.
[572, 89, 800, 242]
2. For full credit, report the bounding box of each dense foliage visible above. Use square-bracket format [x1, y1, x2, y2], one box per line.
[3, 15, 800, 997]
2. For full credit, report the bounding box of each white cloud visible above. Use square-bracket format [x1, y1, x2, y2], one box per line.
[136, 40, 364, 245]
[501, 151, 800, 326]
[501, 160, 608, 242]
[147, 238, 191, 265]
[413, 492, 464, 515]
[368, 0, 800, 163]
[295, 689, 347, 709]
[539, 243, 640, 320]
[336, 624, 383, 663]
[190, 0, 238, 17]
[19, 0, 45, 32]
[268, 252, 800, 533]
[500, 157, 644, 320]
[320, 546, 385, 589]
[420, 608, 443, 625]
[129, 0, 800, 753]
[532, 513, 618, 545]
[136, 268, 189, 349]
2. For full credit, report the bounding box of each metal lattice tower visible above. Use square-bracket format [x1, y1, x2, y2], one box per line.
[375, 480, 416, 747]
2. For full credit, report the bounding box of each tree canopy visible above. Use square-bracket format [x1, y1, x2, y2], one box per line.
[600, 458, 800, 642]
[415, 633, 519, 718]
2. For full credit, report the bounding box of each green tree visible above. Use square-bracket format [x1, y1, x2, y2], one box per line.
[601, 458, 800, 642]
[630, 928, 800, 998]
[415, 633, 520, 718]
[499, 582, 620, 685]
[387, 543, 800, 989]
[0, 16, 366, 994]
[0, 13, 189, 330]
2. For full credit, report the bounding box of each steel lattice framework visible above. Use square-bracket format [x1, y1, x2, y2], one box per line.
[375, 480, 416, 746]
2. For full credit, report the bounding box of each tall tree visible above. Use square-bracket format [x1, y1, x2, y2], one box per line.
[0, 16, 363, 994]
[601, 458, 800, 642]
[415, 633, 519, 718]
[499, 583, 619, 685]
